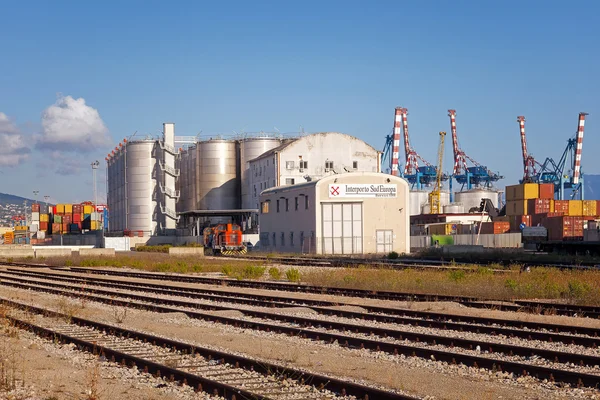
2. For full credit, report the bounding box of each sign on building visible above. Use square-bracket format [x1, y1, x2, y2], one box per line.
[328, 184, 397, 198]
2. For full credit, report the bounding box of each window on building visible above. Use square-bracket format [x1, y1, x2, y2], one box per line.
[276, 199, 280, 213]
[286, 161, 294, 170]
[353, 161, 358, 169]
[300, 231, 304, 248]
[273, 180, 275, 186]
[325, 161, 334, 171]
[290, 231, 294, 246]
[295, 197, 299, 211]
[305, 196, 309, 210]
[299, 160, 308, 170]
[267, 159, 269, 166]
[253, 185, 257, 197]
[285, 178, 295, 185]
[281, 232, 285, 246]
[285, 198, 289, 211]
[272, 232, 276, 246]
[261, 201, 269, 214]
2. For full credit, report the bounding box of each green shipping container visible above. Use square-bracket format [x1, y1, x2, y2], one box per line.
[431, 235, 454, 246]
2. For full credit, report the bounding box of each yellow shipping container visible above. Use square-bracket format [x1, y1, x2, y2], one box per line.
[40, 213, 49, 222]
[505, 200, 528, 216]
[549, 199, 555, 213]
[65, 204, 73, 214]
[583, 200, 597, 217]
[91, 220, 98, 230]
[506, 183, 539, 201]
[56, 204, 65, 214]
[14, 226, 28, 231]
[83, 205, 94, 214]
[568, 200, 583, 216]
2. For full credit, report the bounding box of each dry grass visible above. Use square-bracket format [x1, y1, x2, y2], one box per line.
[0, 306, 25, 393]
[301, 265, 600, 305]
[40, 253, 266, 276]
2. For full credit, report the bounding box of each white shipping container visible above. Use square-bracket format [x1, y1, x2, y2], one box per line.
[36, 231, 46, 240]
[30, 223, 39, 233]
[32, 212, 40, 221]
[91, 212, 100, 220]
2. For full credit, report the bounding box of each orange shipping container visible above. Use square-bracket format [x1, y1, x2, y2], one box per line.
[478, 221, 510, 234]
[51, 223, 61, 234]
[554, 200, 569, 214]
[538, 183, 554, 199]
[31, 203, 40, 212]
[527, 198, 552, 215]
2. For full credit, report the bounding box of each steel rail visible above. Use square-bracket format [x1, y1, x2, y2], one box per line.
[4, 268, 600, 347]
[1, 297, 409, 400]
[2, 277, 600, 388]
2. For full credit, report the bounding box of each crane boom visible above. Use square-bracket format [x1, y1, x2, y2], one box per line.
[448, 109, 467, 176]
[429, 131, 446, 214]
[518, 116, 537, 182]
[572, 112, 588, 185]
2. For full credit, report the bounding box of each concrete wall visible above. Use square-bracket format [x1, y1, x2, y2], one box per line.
[0, 248, 35, 258]
[104, 235, 205, 251]
[35, 248, 74, 258]
[77, 248, 116, 257]
[168, 247, 205, 256]
[410, 233, 523, 249]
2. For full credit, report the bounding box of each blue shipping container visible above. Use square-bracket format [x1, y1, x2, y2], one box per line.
[103, 208, 109, 229]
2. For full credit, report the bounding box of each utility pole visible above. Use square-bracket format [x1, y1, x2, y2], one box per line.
[33, 190, 39, 205]
[91, 160, 100, 209]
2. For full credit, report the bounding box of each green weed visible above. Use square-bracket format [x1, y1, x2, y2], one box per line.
[286, 268, 301, 282]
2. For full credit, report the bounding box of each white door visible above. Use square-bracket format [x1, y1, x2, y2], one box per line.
[376, 230, 393, 253]
[321, 202, 362, 254]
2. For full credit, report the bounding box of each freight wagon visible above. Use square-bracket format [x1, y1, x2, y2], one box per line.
[522, 224, 600, 255]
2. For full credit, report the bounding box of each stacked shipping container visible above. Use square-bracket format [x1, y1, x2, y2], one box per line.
[505, 183, 600, 240]
[27, 202, 106, 236]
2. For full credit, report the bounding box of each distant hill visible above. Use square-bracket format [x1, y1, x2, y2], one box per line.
[584, 174, 600, 200]
[0, 192, 42, 207]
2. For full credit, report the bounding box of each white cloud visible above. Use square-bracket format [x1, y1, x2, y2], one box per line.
[37, 95, 111, 152]
[0, 112, 30, 166]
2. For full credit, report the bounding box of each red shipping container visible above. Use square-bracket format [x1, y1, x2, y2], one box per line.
[62, 223, 69, 232]
[527, 198, 552, 215]
[73, 204, 83, 214]
[73, 213, 82, 223]
[538, 183, 554, 199]
[31, 203, 40, 212]
[39, 221, 49, 231]
[554, 200, 569, 214]
[77, 222, 82, 229]
[479, 221, 510, 234]
[52, 206, 57, 215]
[510, 215, 532, 232]
[544, 216, 584, 241]
[63, 214, 72, 224]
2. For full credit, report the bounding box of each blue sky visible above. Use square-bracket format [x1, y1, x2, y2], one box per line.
[0, 0, 598, 203]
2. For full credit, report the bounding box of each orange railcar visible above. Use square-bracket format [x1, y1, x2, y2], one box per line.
[203, 223, 246, 255]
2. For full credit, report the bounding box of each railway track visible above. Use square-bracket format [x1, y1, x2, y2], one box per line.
[1, 298, 407, 400]
[3, 269, 600, 388]
[60, 266, 600, 318]
[3, 268, 600, 346]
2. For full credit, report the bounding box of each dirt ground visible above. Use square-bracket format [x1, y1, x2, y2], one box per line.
[1, 282, 598, 400]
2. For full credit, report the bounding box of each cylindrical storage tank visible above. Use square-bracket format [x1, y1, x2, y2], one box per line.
[409, 191, 429, 216]
[196, 140, 240, 210]
[125, 141, 157, 234]
[240, 137, 282, 209]
[443, 203, 465, 214]
[440, 191, 450, 207]
[421, 203, 431, 214]
[455, 189, 500, 213]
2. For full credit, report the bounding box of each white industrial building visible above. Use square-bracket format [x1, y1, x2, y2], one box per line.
[248, 132, 381, 211]
[106, 123, 179, 235]
[258, 172, 409, 255]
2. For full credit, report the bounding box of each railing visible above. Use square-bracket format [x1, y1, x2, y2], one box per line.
[159, 183, 180, 199]
[158, 141, 177, 155]
[159, 161, 180, 177]
[160, 205, 179, 220]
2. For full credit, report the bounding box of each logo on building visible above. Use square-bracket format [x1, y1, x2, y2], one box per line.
[328, 184, 397, 198]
